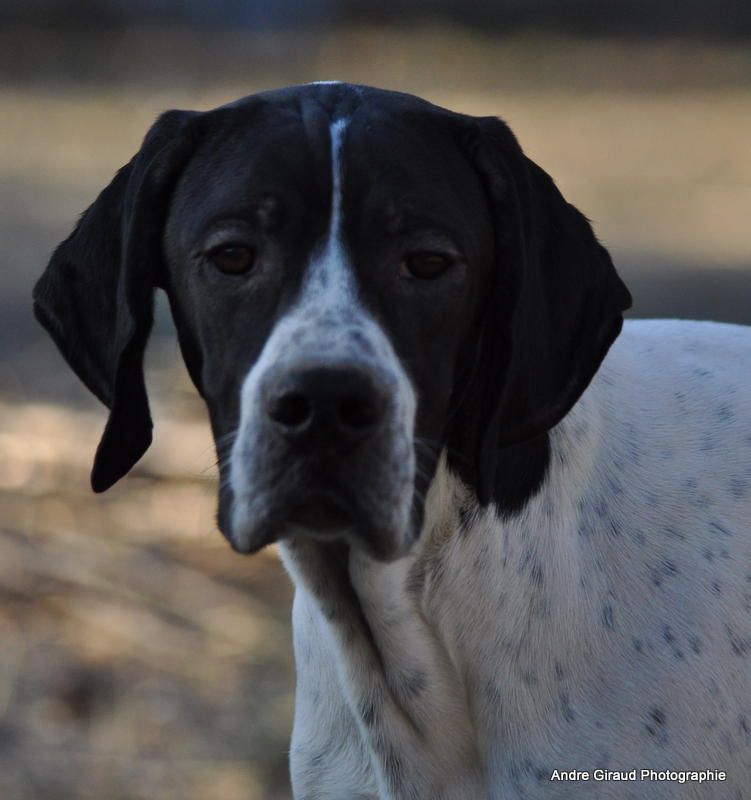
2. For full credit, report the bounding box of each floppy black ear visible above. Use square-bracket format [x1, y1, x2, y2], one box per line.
[457, 116, 632, 505]
[32, 109, 199, 492]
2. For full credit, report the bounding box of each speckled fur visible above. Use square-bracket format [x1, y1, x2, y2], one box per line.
[285, 319, 751, 799]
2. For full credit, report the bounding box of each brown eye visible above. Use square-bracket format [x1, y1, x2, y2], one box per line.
[399, 251, 452, 280]
[208, 244, 256, 274]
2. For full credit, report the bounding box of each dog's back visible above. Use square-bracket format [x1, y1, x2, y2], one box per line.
[537, 318, 751, 795]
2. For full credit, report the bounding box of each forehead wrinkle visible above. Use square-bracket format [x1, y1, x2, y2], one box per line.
[297, 96, 333, 159]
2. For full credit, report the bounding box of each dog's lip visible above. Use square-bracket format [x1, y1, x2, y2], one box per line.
[286, 496, 355, 536]
[228, 492, 358, 554]
[228, 471, 417, 559]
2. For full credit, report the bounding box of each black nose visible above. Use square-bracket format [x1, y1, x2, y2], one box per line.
[266, 366, 388, 444]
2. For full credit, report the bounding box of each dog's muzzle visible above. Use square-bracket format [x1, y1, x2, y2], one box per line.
[227, 346, 417, 559]
[262, 363, 391, 534]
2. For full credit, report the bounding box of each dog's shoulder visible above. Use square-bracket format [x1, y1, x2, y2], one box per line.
[590, 319, 751, 455]
[583, 318, 751, 531]
[604, 318, 751, 393]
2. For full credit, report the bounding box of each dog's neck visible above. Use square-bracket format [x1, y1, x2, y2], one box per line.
[281, 370, 616, 777]
[348, 436, 596, 745]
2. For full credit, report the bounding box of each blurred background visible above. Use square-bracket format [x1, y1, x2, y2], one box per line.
[1, 1, 750, 798]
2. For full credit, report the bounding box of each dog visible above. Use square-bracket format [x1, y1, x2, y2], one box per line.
[33, 83, 751, 798]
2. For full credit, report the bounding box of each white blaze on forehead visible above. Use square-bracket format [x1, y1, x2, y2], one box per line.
[301, 118, 353, 302]
[329, 119, 347, 241]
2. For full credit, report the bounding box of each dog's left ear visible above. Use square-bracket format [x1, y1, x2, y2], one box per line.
[454, 116, 632, 505]
[32, 109, 200, 492]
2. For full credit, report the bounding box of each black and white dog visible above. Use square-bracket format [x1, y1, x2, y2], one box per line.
[34, 83, 751, 798]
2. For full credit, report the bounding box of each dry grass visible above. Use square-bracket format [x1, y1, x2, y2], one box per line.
[0, 360, 295, 799]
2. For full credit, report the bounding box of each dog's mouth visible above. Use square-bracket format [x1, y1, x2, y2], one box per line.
[226, 427, 422, 560]
[227, 477, 415, 561]
[286, 496, 355, 536]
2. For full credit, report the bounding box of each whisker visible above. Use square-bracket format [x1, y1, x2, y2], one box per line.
[413, 435, 465, 465]
[215, 430, 239, 453]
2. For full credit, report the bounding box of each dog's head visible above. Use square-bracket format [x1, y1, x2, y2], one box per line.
[33, 84, 631, 560]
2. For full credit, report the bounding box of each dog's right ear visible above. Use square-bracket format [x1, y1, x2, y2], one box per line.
[32, 109, 200, 492]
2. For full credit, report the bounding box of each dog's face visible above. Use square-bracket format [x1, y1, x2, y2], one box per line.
[33, 84, 631, 560]
[162, 89, 493, 558]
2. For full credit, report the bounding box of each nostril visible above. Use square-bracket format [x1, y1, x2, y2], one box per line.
[339, 393, 383, 431]
[268, 391, 312, 429]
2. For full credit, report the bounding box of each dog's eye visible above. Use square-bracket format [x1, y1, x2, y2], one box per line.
[399, 252, 452, 280]
[207, 244, 256, 275]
